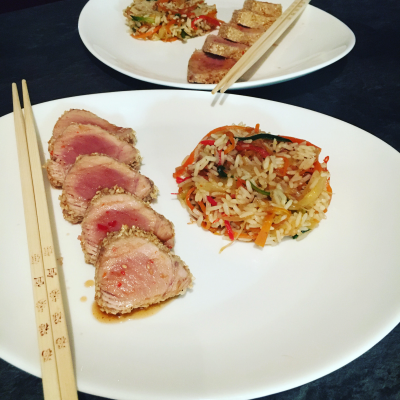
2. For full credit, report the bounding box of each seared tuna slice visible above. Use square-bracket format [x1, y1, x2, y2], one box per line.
[80, 187, 175, 265]
[47, 124, 141, 188]
[203, 35, 249, 61]
[243, 0, 282, 18]
[218, 22, 265, 46]
[231, 9, 276, 29]
[52, 109, 136, 144]
[95, 226, 193, 314]
[188, 50, 236, 84]
[60, 154, 157, 223]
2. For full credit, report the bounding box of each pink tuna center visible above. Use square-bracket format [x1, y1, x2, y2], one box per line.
[94, 210, 149, 243]
[58, 135, 122, 164]
[74, 165, 135, 200]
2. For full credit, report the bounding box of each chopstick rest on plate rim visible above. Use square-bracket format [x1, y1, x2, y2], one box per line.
[12, 80, 78, 400]
[212, 0, 311, 94]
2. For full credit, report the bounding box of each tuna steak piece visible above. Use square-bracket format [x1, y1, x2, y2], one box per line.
[80, 187, 175, 265]
[203, 34, 249, 61]
[47, 124, 141, 188]
[231, 9, 276, 29]
[243, 0, 282, 18]
[218, 22, 265, 46]
[60, 154, 158, 223]
[188, 50, 236, 84]
[95, 226, 193, 314]
[53, 109, 136, 144]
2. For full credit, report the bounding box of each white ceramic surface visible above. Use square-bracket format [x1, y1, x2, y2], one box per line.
[1, 90, 399, 400]
[78, 0, 356, 90]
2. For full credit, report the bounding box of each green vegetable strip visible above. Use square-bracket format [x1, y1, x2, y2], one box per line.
[131, 16, 155, 23]
[235, 133, 292, 143]
[292, 228, 310, 239]
[250, 181, 270, 196]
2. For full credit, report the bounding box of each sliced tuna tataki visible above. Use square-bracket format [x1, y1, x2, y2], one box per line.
[52, 109, 136, 144]
[60, 154, 157, 223]
[80, 187, 175, 265]
[95, 226, 193, 314]
[47, 123, 141, 188]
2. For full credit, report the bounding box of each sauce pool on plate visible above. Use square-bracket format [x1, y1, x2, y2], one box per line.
[92, 298, 174, 323]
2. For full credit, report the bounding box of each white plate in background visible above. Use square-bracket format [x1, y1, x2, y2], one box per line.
[0, 90, 399, 400]
[78, 0, 355, 90]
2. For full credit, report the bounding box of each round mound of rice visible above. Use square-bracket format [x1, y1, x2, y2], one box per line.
[124, 0, 219, 42]
[173, 124, 332, 248]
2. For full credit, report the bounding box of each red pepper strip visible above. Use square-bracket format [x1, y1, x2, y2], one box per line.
[176, 176, 191, 184]
[185, 186, 196, 210]
[236, 177, 246, 188]
[200, 140, 215, 145]
[191, 15, 221, 29]
[323, 156, 330, 163]
[224, 220, 235, 241]
[218, 149, 223, 165]
[236, 142, 269, 158]
[281, 136, 321, 150]
[207, 196, 217, 206]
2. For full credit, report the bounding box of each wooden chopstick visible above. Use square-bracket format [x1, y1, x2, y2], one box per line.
[212, 0, 311, 94]
[12, 80, 78, 400]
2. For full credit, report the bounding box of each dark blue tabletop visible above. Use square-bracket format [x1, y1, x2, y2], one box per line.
[0, 0, 399, 399]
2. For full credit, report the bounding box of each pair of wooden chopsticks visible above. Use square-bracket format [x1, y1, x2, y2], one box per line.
[12, 80, 78, 400]
[212, 0, 311, 94]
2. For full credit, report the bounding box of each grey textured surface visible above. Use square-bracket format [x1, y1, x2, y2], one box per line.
[0, 0, 399, 399]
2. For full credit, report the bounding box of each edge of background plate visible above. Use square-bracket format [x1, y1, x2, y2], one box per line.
[77, 3, 356, 91]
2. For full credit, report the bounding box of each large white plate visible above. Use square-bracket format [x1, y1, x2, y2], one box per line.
[78, 0, 355, 90]
[1, 90, 399, 400]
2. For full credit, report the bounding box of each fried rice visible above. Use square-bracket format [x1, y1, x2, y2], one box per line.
[173, 124, 332, 248]
[123, 0, 220, 42]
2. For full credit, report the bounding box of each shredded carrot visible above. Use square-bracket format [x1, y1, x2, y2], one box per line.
[326, 180, 333, 194]
[198, 200, 206, 214]
[201, 219, 211, 230]
[173, 150, 196, 178]
[276, 156, 290, 175]
[174, 125, 254, 179]
[163, 37, 178, 42]
[254, 123, 260, 133]
[131, 25, 161, 39]
[165, 18, 175, 34]
[220, 215, 244, 222]
[255, 213, 275, 247]
[224, 131, 236, 154]
[313, 159, 322, 172]
[185, 187, 195, 210]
